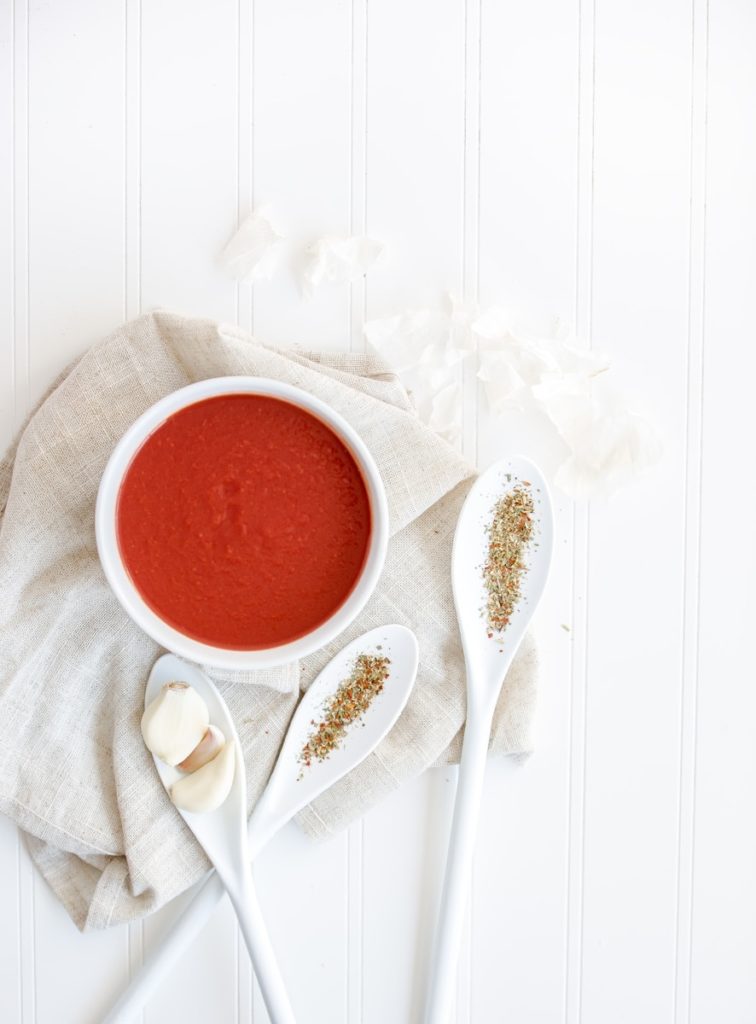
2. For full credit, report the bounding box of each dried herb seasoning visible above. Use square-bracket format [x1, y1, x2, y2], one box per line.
[483, 483, 535, 637]
[297, 653, 390, 775]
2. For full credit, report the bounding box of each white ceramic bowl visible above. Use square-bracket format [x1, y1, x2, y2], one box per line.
[96, 376, 389, 670]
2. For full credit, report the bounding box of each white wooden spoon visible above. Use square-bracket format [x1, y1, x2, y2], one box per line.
[425, 457, 554, 1024]
[142, 654, 296, 1024]
[104, 624, 419, 1023]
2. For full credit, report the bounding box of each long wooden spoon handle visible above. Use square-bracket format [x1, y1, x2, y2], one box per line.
[102, 870, 225, 1022]
[227, 867, 297, 1024]
[425, 708, 493, 1024]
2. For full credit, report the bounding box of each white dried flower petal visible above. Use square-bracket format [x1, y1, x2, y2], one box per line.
[427, 378, 463, 442]
[366, 296, 657, 497]
[545, 393, 662, 498]
[220, 206, 284, 283]
[365, 308, 451, 372]
[477, 350, 528, 412]
[302, 236, 384, 297]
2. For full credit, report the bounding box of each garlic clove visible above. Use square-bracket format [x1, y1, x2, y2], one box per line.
[170, 740, 236, 814]
[141, 682, 210, 767]
[177, 724, 226, 773]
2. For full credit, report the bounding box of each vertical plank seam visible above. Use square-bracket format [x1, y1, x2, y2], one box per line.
[347, 0, 368, 1015]
[474, 0, 482, 468]
[18, 844, 36, 1024]
[10, 0, 15, 430]
[461, 7, 470, 1022]
[362, 0, 368, 335]
[123, 0, 143, 321]
[250, 0, 255, 336]
[24, 0, 29, 413]
[461, 0, 481, 466]
[348, 0, 355, 352]
[137, 0, 145, 996]
[125, 0, 145, 1011]
[138, 0, 145, 989]
[13, 5, 34, 1015]
[138, 0, 142, 315]
[15, 838, 21, 1022]
[347, 823, 364, 1023]
[235, 923, 241, 1024]
[235, 0, 241, 330]
[460, 0, 481, 1018]
[13, 0, 30, 430]
[564, 0, 579, 1015]
[565, 0, 595, 1021]
[235, 4, 254, 1016]
[123, 0, 128, 324]
[235, 0, 255, 337]
[674, 0, 709, 1020]
[31, 869, 37, 1024]
[672, 1, 696, 1018]
[576, 1, 596, 1016]
[349, 0, 368, 352]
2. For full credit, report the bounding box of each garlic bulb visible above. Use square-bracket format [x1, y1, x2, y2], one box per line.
[170, 740, 236, 813]
[178, 724, 225, 773]
[141, 682, 209, 767]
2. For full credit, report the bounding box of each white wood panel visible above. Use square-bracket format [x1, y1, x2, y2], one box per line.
[1, 0, 756, 1021]
[581, 2, 693, 1022]
[0, 6, 22, 1020]
[475, 2, 578, 1022]
[0, 819, 21, 1024]
[363, 0, 465, 315]
[250, 3, 354, 1020]
[7, 0, 29, 434]
[20, 4, 132, 1022]
[142, 892, 239, 1024]
[252, 0, 353, 351]
[673, 0, 707, 1019]
[26, 0, 126, 400]
[33, 861, 130, 1024]
[139, 0, 238, 322]
[137, 4, 241, 1022]
[0, 0, 16, 441]
[362, 773, 458, 1024]
[689, 2, 756, 1021]
[361, 3, 467, 1023]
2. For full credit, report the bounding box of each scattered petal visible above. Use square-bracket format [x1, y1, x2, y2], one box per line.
[302, 236, 384, 297]
[427, 377, 463, 442]
[477, 350, 528, 412]
[366, 297, 658, 497]
[365, 308, 452, 372]
[220, 207, 284, 283]
[545, 393, 662, 498]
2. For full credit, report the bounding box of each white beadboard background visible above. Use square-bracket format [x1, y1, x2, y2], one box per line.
[1, 1, 755, 1022]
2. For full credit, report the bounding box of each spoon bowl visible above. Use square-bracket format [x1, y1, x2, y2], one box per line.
[249, 624, 419, 854]
[452, 456, 554, 694]
[144, 656, 248, 872]
[144, 657, 296, 1024]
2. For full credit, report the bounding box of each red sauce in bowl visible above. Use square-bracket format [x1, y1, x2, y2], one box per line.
[116, 394, 372, 650]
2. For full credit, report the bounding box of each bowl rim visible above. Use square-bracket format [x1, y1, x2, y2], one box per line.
[95, 376, 389, 670]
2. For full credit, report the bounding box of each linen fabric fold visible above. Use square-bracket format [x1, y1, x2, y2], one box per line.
[0, 312, 538, 930]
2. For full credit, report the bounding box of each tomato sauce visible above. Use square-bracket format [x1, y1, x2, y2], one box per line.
[116, 394, 372, 649]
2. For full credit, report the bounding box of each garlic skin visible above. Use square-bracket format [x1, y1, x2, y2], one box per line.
[170, 740, 236, 814]
[141, 682, 210, 767]
[177, 724, 225, 773]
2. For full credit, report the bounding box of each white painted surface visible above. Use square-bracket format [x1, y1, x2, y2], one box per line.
[0, 1, 754, 1022]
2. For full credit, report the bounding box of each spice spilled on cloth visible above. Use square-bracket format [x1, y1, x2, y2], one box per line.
[483, 483, 535, 638]
[297, 653, 390, 776]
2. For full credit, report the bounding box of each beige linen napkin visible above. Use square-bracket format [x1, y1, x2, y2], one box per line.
[0, 312, 538, 930]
